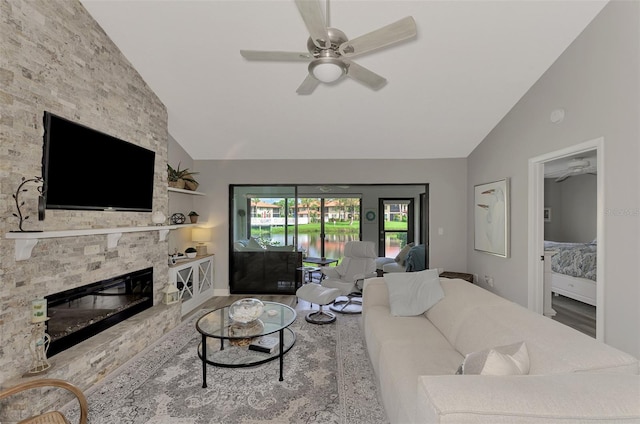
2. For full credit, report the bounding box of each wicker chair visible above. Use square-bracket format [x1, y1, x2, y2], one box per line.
[0, 379, 88, 424]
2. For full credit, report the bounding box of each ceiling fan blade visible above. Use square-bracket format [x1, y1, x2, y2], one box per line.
[343, 59, 387, 91]
[296, 74, 321, 95]
[555, 172, 572, 183]
[295, 0, 330, 48]
[240, 50, 312, 61]
[338, 16, 417, 57]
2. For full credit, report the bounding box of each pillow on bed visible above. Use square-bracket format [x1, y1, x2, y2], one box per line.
[456, 342, 530, 375]
[384, 268, 444, 316]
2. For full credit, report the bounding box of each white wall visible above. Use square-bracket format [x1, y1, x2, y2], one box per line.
[544, 175, 597, 242]
[189, 158, 467, 295]
[467, 1, 639, 357]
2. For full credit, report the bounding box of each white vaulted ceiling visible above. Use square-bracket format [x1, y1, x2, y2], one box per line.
[80, 0, 608, 160]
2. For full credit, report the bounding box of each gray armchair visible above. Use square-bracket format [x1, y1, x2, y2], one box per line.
[321, 241, 378, 313]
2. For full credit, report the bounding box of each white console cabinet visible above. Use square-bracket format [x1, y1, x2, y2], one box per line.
[169, 254, 214, 316]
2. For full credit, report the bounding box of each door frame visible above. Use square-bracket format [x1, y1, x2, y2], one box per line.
[319, 196, 363, 258]
[527, 137, 604, 340]
[377, 197, 416, 258]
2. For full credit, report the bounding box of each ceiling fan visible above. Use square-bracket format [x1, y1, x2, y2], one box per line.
[555, 158, 596, 182]
[240, 0, 417, 95]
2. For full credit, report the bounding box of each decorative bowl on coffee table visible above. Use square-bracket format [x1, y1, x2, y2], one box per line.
[228, 298, 264, 325]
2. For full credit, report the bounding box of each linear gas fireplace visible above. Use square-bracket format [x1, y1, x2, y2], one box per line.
[46, 267, 153, 357]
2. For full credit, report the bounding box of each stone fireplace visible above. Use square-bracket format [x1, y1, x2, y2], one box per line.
[0, 1, 179, 420]
[46, 267, 154, 357]
[0, 241, 183, 422]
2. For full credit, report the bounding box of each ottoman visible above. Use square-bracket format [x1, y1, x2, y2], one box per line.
[296, 284, 341, 324]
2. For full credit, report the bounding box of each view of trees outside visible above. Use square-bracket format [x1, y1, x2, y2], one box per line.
[248, 197, 411, 260]
[249, 197, 360, 258]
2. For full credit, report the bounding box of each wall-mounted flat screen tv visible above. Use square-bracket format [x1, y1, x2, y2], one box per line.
[42, 112, 155, 212]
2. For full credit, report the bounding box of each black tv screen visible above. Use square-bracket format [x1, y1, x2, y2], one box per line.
[42, 112, 155, 212]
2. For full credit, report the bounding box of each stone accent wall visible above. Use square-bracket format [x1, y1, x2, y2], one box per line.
[0, 0, 179, 415]
[1, 302, 181, 422]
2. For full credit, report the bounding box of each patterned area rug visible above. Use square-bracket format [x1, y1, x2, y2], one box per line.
[63, 310, 388, 424]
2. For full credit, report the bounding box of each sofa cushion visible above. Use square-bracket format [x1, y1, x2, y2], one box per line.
[427, 280, 639, 375]
[378, 338, 463, 424]
[416, 374, 640, 423]
[363, 304, 458, 378]
[453, 302, 640, 375]
[385, 269, 444, 316]
[456, 341, 530, 375]
[425, 278, 511, 345]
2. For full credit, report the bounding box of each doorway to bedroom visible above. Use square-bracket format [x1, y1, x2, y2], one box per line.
[544, 151, 597, 337]
[528, 138, 603, 340]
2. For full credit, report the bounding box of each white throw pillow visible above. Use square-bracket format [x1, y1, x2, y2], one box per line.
[456, 341, 530, 375]
[247, 237, 263, 250]
[384, 269, 444, 316]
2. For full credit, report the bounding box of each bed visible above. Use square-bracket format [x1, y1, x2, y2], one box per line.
[544, 240, 597, 306]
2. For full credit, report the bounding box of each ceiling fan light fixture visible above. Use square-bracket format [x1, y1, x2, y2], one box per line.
[309, 58, 346, 83]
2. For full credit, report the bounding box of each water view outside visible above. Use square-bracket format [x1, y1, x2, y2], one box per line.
[248, 196, 407, 260]
[266, 232, 358, 259]
[266, 231, 404, 259]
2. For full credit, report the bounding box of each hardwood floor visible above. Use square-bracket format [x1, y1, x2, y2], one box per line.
[551, 294, 596, 338]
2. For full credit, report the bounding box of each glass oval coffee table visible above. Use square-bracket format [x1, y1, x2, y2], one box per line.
[196, 301, 297, 387]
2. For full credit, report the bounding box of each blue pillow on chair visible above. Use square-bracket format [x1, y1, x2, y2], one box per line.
[405, 244, 426, 272]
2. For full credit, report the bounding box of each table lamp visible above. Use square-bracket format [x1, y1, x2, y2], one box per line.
[192, 227, 212, 256]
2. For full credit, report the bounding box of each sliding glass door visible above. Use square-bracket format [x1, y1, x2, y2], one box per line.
[230, 185, 300, 294]
[295, 193, 361, 261]
[229, 184, 427, 294]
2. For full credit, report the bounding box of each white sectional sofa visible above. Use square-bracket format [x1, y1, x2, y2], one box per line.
[362, 276, 640, 423]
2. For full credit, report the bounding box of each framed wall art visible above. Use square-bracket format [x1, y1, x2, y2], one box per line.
[474, 178, 510, 257]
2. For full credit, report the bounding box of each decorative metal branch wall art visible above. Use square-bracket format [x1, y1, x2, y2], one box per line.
[12, 176, 44, 232]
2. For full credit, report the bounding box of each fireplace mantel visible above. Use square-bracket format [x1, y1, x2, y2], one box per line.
[6, 224, 193, 261]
